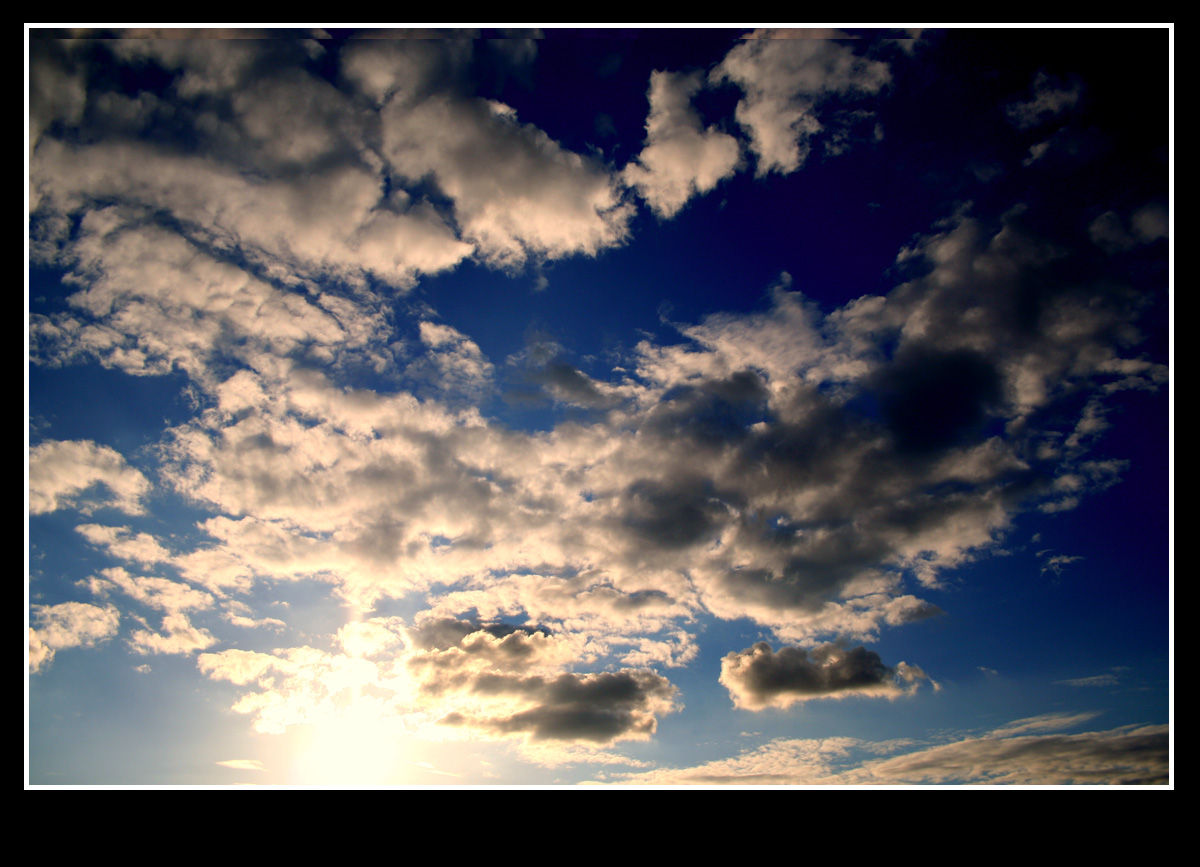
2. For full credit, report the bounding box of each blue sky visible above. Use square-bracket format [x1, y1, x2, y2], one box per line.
[27, 26, 1171, 786]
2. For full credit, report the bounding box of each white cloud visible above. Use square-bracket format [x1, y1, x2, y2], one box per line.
[712, 32, 890, 176]
[29, 601, 121, 673]
[29, 440, 150, 515]
[380, 94, 633, 267]
[129, 612, 216, 656]
[623, 70, 740, 218]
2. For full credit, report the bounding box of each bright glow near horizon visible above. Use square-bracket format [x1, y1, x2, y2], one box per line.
[27, 26, 1170, 786]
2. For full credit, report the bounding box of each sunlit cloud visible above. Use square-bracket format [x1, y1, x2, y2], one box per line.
[27, 27, 1169, 786]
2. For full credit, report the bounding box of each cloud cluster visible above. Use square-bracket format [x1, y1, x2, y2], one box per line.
[39, 202, 1165, 686]
[28, 33, 1167, 761]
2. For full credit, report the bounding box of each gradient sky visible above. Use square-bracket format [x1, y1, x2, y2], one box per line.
[26, 26, 1171, 786]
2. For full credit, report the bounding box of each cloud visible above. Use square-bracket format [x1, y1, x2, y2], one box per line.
[720, 641, 929, 709]
[26, 35, 1167, 778]
[438, 668, 678, 745]
[1037, 551, 1083, 576]
[83, 566, 214, 613]
[1006, 71, 1082, 129]
[29, 440, 150, 515]
[380, 92, 632, 268]
[989, 711, 1104, 736]
[1089, 203, 1170, 254]
[117, 201, 1163, 647]
[411, 321, 495, 398]
[216, 759, 266, 771]
[623, 70, 740, 218]
[860, 724, 1168, 785]
[1055, 673, 1121, 688]
[29, 601, 120, 673]
[617, 722, 1168, 785]
[711, 31, 890, 175]
[129, 612, 216, 656]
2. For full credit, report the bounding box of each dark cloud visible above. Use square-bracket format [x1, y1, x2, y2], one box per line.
[408, 617, 544, 652]
[720, 642, 922, 709]
[439, 669, 678, 743]
[619, 476, 726, 550]
[874, 346, 1002, 455]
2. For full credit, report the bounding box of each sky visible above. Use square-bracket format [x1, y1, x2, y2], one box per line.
[26, 26, 1171, 786]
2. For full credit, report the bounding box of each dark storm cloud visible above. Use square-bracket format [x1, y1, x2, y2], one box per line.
[720, 642, 924, 709]
[439, 669, 678, 743]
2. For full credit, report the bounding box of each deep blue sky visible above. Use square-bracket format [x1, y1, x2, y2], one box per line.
[27, 26, 1170, 786]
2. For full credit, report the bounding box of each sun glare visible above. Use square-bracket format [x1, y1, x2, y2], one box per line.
[291, 701, 402, 785]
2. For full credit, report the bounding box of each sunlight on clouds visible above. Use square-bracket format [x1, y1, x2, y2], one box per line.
[27, 30, 1168, 785]
[291, 702, 404, 785]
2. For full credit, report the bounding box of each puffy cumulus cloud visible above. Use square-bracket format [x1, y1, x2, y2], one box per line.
[1089, 202, 1169, 254]
[29, 602, 120, 673]
[30, 132, 470, 295]
[380, 94, 633, 268]
[129, 612, 217, 656]
[874, 207, 1167, 422]
[83, 566, 214, 614]
[196, 613, 678, 749]
[711, 32, 890, 176]
[438, 669, 678, 745]
[623, 70, 740, 218]
[142, 199, 1162, 648]
[29, 208, 401, 386]
[1006, 71, 1082, 129]
[719, 642, 930, 710]
[412, 321, 496, 399]
[338, 617, 407, 658]
[29, 440, 150, 516]
[75, 525, 171, 566]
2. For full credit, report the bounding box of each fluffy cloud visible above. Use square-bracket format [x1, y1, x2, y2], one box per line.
[122, 201, 1163, 650]
[438, 669, 678, 745]
[380, 94, 632, 267]
[1006, 71, 1082, 129]
[29, 439, 150, 515]
[720, 642, 929, 709]
[623, 70, 740, 218]
[27, 34, 1167, 769]
[711, 31, 890, 175]
[29, 601, 120, 672]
